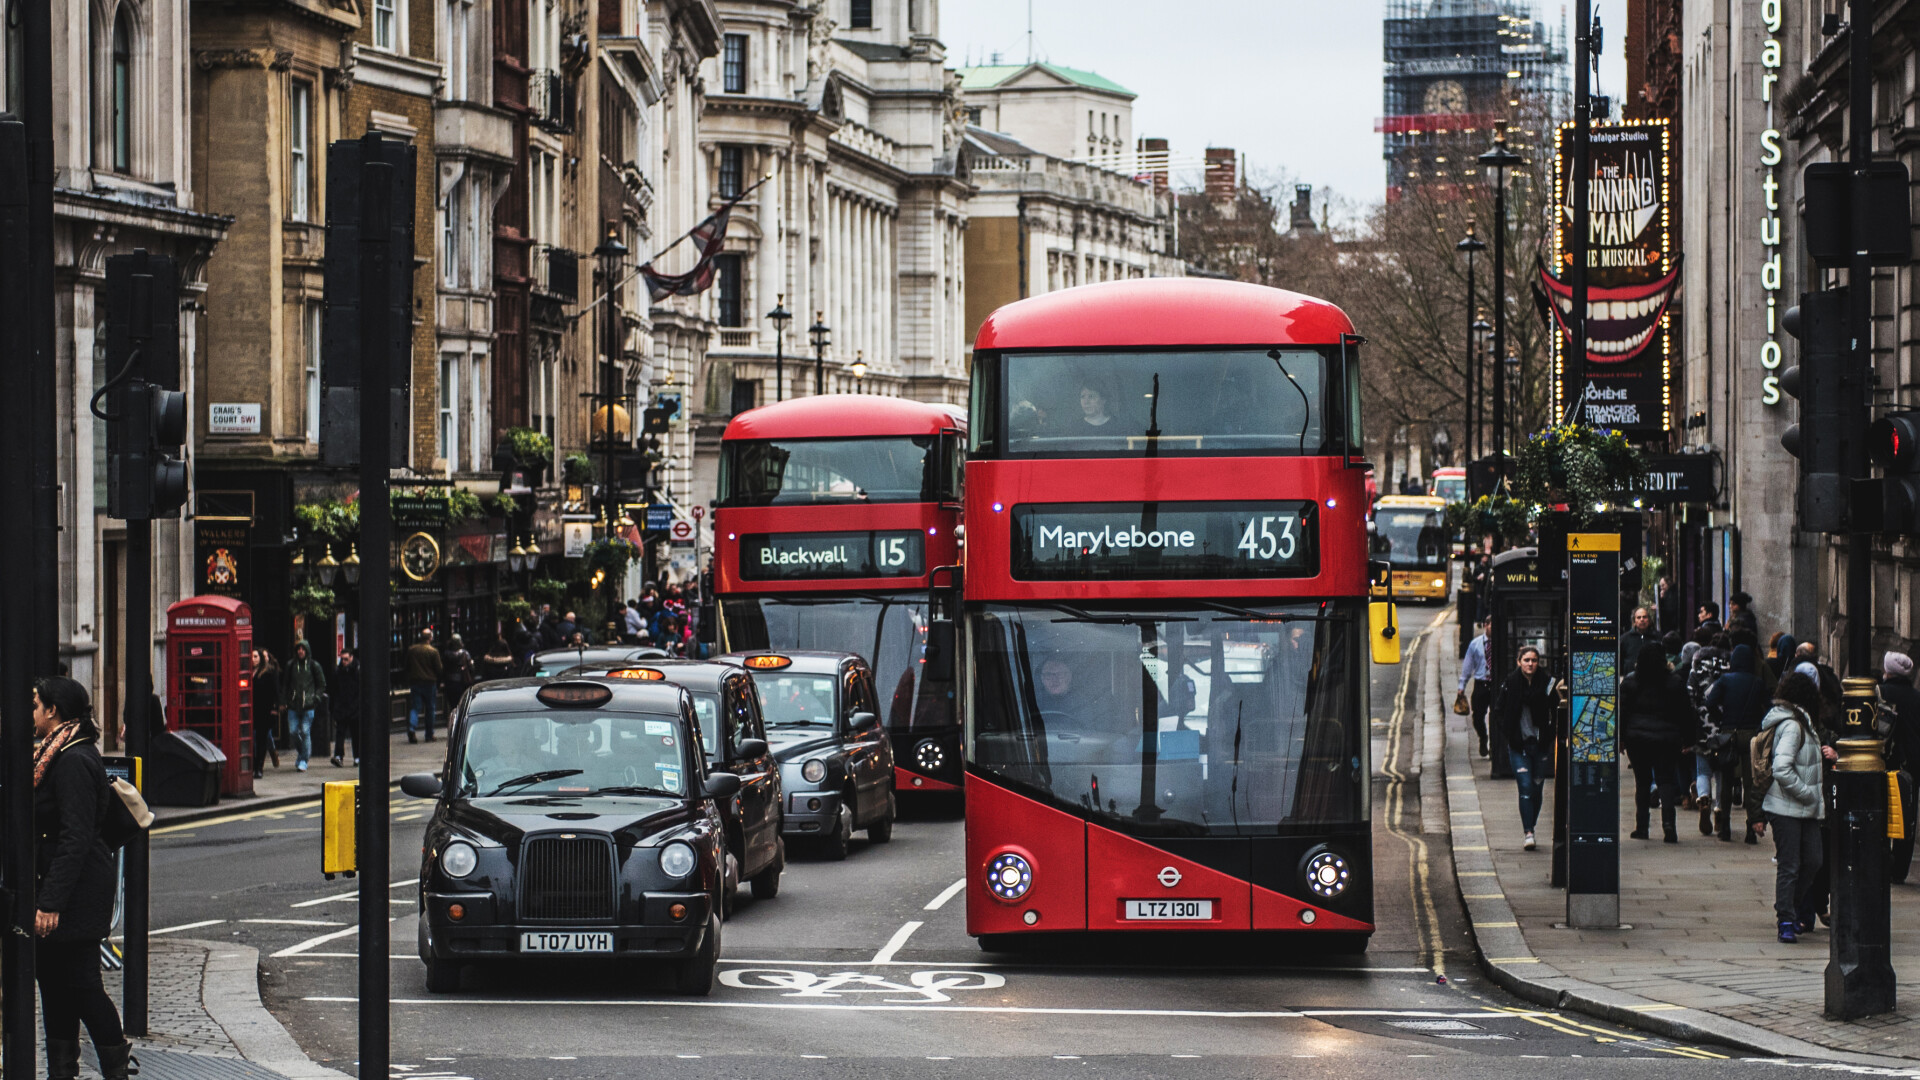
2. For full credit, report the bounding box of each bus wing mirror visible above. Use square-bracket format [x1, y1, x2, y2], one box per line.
[1370, 602, 1402, 665]
[925, 564, 963, 682]
[925, 620, 957, 682]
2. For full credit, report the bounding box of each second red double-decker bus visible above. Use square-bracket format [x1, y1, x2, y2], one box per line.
[712, 395, 968, 793]
[954, 278, 1380, 950]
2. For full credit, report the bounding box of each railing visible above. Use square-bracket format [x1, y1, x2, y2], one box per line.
[530, 244, 579, 303]
[530, 69, 573, 134]
[717, 330, 755, 349]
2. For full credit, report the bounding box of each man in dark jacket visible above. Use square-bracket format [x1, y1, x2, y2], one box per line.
[282, 640, 327, 772]
[330, 648, 361, 767]
[1706, 643, 1768, 842]
[1879, 651, 1920, 881]
[405, 628, 444, 743]
[1727, 591, 1758, 636]
[1493, 647, 1557, 850]
[1619, 607, 1658, 671]
[1619, 642, 1698, 842]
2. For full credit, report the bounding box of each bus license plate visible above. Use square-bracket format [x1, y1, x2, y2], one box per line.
[520, 932, 613, 953]
[1124, 899, 1213, 921]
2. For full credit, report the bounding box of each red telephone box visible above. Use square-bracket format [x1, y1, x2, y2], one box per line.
[166, 596, 255, 796]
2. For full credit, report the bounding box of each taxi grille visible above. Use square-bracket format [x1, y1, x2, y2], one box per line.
[519, 835, 615, 921]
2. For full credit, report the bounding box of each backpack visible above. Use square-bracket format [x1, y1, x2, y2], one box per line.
[1750, 706, 1810, 797]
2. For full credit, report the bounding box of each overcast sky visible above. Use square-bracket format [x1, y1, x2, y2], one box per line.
[940, 0, 1628, 219]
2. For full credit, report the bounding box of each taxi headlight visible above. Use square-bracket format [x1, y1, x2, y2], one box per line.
[658, 841, 697, 880]
[440, 841, 477, 879]
[802, 759, 828, 784]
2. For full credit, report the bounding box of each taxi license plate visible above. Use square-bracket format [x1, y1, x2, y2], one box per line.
[1123, 899, 1213, 921]
[520, 932, 613, 953]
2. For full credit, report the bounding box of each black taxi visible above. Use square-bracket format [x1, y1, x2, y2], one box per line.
[557, 658, 785, 910]
[715, 651, 897, 860]
[400, 678, 738, 995]
[530, 644, 668, 677]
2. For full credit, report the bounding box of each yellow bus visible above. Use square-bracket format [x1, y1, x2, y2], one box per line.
[1370, 495, 1451, 602]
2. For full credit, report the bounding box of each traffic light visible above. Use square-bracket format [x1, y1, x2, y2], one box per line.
[1781, 289, 1849, 533]
[642, 406, 671, 435]
[102, 251, 189, 520]
[321, 133, 415, 468]
[1869, 412, 1920, 533]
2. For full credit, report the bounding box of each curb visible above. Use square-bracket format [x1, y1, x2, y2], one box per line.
[153, 777, 402, 828]
[192, 940, 352, 1079]
[1428, 640, 1890, 1063]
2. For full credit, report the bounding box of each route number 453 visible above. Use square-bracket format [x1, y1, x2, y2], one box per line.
[1236, 515, 1298, 561]
[877, 536, 910, 568]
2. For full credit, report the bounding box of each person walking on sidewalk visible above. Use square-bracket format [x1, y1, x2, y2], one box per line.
[1878, 651, 1920, 883]
[1619, 607, 1658, 670]
[250, 647, 280, 777]
[1706, 643, 1769, 843]
[1620, 642, 1698, 843]
[282, 639, 327, 772]
[32, 676, 139, 1080]
[1457, 617, 1493, 757]
[406, 628, 444, 743]
[329, 648, 361, 767]
[1494, 646, 1556, 851]
[442, 633, 476, 719]
[1763, 671, 1833, 943]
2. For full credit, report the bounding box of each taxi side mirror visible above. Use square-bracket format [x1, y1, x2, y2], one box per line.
[400, 772, 443, 798]
[1370, 602, 1402, 665]
[702, 771, 742, 800]
[850, 711, 881, 733]
[732, 737, 768, 761]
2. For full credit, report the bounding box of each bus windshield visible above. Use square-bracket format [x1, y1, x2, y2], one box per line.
[722, 596, 955, 733]
[720, 436, 939, 506]
[967, 601, 1366, 834]
[986, 349, 1327, 458]
[1374, 509, 1449, 569]
[1431, 475, 1466, 504]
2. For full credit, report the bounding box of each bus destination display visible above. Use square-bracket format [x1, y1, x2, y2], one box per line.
[1010, 501, 1318, 580]
[740, 530, 926, 581]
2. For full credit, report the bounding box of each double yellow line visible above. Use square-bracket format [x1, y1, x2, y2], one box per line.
[1381, 618, 1446, 978]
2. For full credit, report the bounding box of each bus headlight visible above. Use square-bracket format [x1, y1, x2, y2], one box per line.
[914, 738, 946, 772]
[440, 841, 477, 879]
[802, 759, 828, 784]
[1303, 849, 1350, 900]
[987, 852, 1032, 902]
[658, 841, 697, 880]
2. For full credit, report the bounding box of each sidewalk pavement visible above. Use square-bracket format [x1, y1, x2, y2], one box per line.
[1436, 631, 1920, 1061]
[151, 724, 450, 826]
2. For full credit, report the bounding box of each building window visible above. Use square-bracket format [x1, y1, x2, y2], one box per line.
[717, 146, 743, 199]
[442, 179, 463, 287]
[722, 34, 746, 93]
[466, 175, 483, 286]
[373, 0, 397, 51]
[305, 304, 323, 443]
[289, 81, 311, 221]
[714, 254, 742, 327]
[439, 353, 460, 469]
[850, 0, 872, 28]
[468, 353, 489, 473]
[110, 10, 131, 172]
[446, 0, 468, 99]
[730, 377, 757, 417]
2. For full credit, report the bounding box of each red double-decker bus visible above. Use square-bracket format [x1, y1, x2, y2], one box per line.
[712, 394, 968, 793]
[954, 279, 1384, 950]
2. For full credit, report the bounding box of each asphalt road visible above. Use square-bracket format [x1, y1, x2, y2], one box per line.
[146, 603, 1773, 1079]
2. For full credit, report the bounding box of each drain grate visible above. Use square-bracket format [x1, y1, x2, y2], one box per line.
[1388, 1019, 1482, 1032]
[85, 1048, 295, 1080]
[1434, 1033, 1516, 1041]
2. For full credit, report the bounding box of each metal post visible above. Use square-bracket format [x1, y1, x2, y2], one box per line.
[1828, 735, 1895, 1017]
[356, 152, 394, 1080]
[1570, 0, 1592, 423]
[123, 517, 150, 1034]
[1465, 250, 1477, 462]
[0, 114, 39, 1080]
[1846, 0, 1875, 677]
[774, 325, 784, 402]
[605, 252, 618, 542]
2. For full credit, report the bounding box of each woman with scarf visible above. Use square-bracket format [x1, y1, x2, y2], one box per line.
[32, 676, 137, 1079]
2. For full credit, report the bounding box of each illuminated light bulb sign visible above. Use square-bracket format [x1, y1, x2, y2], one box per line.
[1759, 0, 1785, 405]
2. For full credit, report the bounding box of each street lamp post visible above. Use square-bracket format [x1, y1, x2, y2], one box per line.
[850, 350, 866, 389]
[594, 226, 628, 540]
[808, 312, 831, 396]
[1456, 219, 1487, 481]
[1471, 316, 1491, 463]
[767, 295, 792, 402]
[1478, 122, 1524, 493]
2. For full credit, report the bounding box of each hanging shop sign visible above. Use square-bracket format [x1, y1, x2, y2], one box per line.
[195, 521, 250, 597]
[1543, 118, 1677, 436]
[1758, 0, 1786, 405]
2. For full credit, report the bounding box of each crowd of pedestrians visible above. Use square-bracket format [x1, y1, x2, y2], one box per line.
[1464, 584, 1920, 946]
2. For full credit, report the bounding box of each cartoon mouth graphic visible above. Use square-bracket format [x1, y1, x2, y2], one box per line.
[1538, 264, 1680, 363]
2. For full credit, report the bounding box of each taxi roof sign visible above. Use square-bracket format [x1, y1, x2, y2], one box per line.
[536, 682, 615, 708]
[608, 668, 667, 681]
[742, 654, 793, 670]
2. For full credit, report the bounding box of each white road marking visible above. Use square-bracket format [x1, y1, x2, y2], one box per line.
[241, 919, 346, 927]
[325, 996, 1556, 1020]
[291, 880, 417, 908]
[924, 879, 966, 911]
[273, 924, 361, 957]
[870, 921, 924, 964]
[716, 957, 1431, 974]
[151, 919, 225, 936]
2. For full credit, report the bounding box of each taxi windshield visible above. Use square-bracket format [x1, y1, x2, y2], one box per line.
[456, 712, 691, 797]
[749, 673, 839, 729]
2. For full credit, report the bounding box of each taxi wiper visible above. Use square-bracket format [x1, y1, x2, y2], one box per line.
[591, 785, 680, 797]
[768, 719, 830, 727]
[485, 769, 583, 796]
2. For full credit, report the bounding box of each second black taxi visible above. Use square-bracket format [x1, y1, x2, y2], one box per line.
[401, 677, 737, 995]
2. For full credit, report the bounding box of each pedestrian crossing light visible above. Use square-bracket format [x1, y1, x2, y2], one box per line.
[1870, 411, 1920, 535]
[103, 251, 190, 520]
[1780, 290, 1850, 534]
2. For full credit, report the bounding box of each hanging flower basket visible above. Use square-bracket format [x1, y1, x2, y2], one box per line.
[1443, 494, 1534, 547]
[1512, 423, 1646, 523]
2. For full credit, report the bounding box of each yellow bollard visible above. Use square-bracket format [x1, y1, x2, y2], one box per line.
[322, 780, 359, 879]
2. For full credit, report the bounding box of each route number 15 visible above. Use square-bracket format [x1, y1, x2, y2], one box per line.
[876, 536, 910, 568]
[1236, 515, 1298, 561]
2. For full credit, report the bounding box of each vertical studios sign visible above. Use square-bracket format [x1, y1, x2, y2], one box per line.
[1758, 0, 1787, 405]
[1544, 119, 1679, 436]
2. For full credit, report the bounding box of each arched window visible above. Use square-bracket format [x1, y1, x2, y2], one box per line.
[110, 8, 131, 172]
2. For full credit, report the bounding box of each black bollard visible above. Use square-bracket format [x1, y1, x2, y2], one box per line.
[1826, 737, 1895, 1019]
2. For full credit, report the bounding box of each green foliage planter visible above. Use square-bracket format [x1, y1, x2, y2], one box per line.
[563, 453, 596, 484]
[499, 595, 533, 623]
[529, 577, 569, 607]
[500, 427, 553, 473]
[1512, 423, 1646, 523]
[578, 537, 641, 580]
[290, 581, 337, 620]
[1444, 494, 1534, 548]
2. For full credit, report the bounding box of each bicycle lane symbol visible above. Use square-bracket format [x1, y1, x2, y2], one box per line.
[718, 968, 1007, 1004]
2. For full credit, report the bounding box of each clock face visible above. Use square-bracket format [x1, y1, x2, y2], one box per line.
[401, 532, 441, 582]
[1423, 79, 1468, 115]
